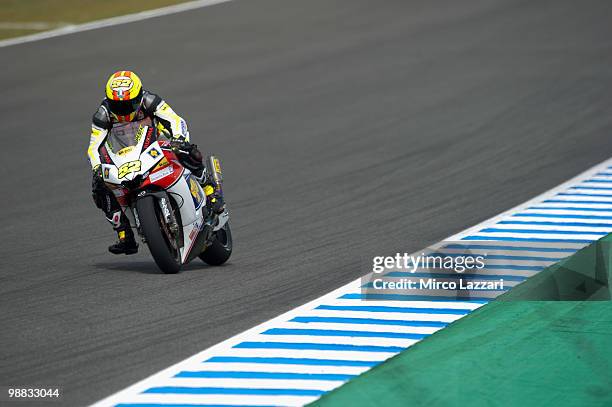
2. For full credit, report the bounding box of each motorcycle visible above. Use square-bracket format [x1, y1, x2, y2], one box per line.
[98, 118, 232, 274]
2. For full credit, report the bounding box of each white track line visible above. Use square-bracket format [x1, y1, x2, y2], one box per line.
[0, 0, 232, 48]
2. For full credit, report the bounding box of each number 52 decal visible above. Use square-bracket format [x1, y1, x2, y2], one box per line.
[110, 78, 133, 89]
[117, 160, 142, 178]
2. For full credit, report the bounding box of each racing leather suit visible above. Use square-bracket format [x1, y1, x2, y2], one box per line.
[88, 90, 214, 246]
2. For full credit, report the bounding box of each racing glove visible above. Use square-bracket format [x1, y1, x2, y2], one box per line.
[171, 141, 205, 178]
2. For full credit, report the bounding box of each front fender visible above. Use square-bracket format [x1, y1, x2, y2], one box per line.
[132, 190, 174, 233]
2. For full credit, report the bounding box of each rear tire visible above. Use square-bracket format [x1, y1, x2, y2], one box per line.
[136, 196, 181, 274]
[199, 222, 232, 266]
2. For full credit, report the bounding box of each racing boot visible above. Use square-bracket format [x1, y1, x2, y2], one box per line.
[108, 227, 139, 255]
[203, 183, 225, 215]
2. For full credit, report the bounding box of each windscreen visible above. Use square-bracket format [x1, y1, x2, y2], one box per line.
[106, 117, 153, 154]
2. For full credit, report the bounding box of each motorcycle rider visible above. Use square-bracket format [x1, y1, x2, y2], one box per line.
[88, 70, 223, 255]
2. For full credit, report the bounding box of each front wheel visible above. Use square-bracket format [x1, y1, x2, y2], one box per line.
[199, 222, 232, 266]
[136, 196, 182, 274]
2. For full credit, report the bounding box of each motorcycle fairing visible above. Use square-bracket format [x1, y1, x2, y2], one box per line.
[101, 142, 163, 184]
[165, 171, 207, 262]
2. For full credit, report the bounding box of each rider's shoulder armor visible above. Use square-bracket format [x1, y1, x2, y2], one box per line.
[93, 102, 111, 130]
[141, 90, 163, 116]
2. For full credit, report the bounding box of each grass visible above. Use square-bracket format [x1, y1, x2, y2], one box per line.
[0, 0, 194, 40]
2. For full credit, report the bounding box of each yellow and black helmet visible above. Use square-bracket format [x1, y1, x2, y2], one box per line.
[105, 70, 143, 122]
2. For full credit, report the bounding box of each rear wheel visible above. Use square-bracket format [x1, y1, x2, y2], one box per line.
[136, 196, 181, 274]
[199, 222, 232, 266]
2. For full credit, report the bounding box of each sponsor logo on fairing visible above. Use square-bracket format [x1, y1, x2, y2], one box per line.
[149, 166, 174, 182]
[148, 148, 160, 158]
[187, 176, 204, 210]
[188, 218, 204, 241]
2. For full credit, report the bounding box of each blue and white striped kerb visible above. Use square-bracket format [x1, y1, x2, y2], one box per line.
[93, 158, 612, 407]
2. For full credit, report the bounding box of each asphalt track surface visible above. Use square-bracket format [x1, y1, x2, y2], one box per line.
[2, 0, 612, 405]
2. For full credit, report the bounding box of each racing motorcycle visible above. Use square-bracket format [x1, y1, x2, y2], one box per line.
[98, 117, 232, 274]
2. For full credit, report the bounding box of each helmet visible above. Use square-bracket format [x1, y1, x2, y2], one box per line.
[105, 70, 143, 122]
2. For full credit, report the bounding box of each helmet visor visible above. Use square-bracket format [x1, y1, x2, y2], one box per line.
[108, 90, 142, 116]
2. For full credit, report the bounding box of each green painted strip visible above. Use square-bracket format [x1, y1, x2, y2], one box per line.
[310, 235, 612, 407]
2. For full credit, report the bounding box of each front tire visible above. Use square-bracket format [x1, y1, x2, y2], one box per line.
[136, 196, 181, 274]
[199, 222, 232, 266]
